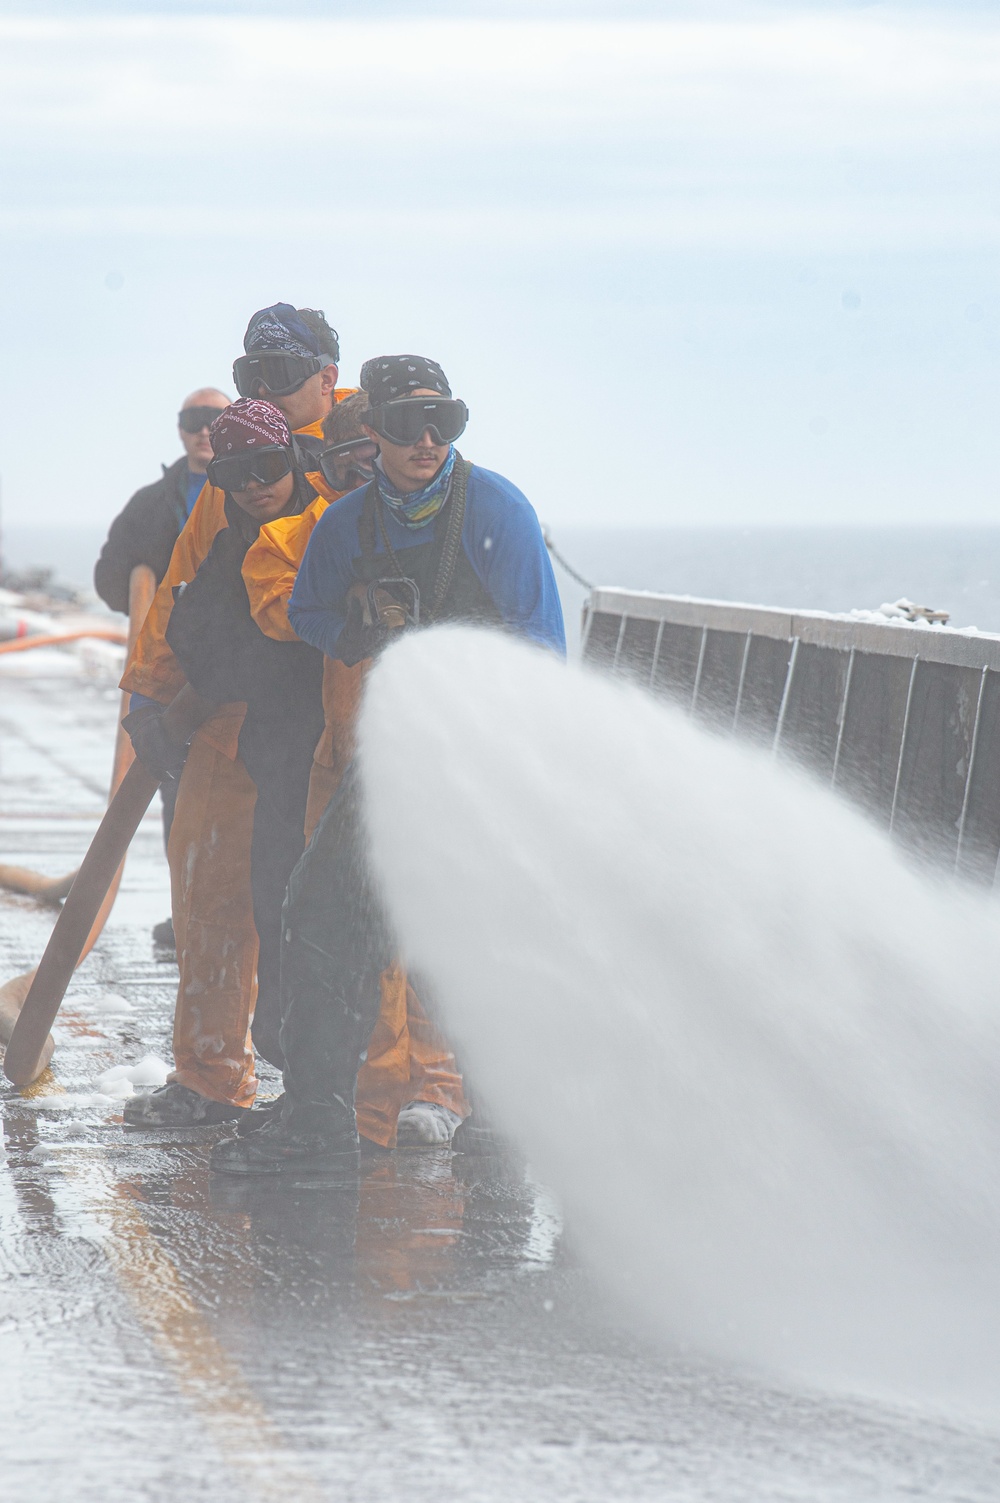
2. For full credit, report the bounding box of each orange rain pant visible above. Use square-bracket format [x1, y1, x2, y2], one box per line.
[168, 735, 259, 1108]
[358, 964, 469, 1147]
[168, 732, 467, 1144]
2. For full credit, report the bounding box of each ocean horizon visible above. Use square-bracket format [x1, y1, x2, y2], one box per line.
[6, 522, 1000, 652]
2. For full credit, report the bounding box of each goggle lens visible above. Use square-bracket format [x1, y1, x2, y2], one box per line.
[369, 398, 468, 447]
[178, 404, 228, 433]
[318, 438, 379, 493]
[207, 446, 293, 493]
[232, 353, 326, 399]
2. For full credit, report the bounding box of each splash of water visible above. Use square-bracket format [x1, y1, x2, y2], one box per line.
[358, 626, 1000, 1408]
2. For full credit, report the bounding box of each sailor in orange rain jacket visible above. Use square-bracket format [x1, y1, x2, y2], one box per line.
[119, 300, 358, 1129]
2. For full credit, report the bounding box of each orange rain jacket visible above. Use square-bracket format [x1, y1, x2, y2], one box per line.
[120, 411, 345, 732]
[119, 405, 351, 1111]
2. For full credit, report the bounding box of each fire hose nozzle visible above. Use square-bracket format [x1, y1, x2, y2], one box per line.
[367, 578, 420, 631]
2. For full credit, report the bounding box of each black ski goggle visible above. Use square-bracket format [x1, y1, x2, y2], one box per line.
[206, 445, 294, 493]
[367, 397, 468, 447]
[318, 437, 379, 493]
[178, 404, 228, 433]
[232, 352, 332, 399]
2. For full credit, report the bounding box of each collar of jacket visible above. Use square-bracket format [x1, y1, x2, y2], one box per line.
[296, 412, 344, 504]
[295, 417, 325, 440]
[162, 454, 197, 524]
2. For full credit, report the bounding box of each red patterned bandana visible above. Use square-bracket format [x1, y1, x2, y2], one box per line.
[210, 398, 291, 455]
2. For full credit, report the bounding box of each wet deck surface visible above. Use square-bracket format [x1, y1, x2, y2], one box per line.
[3, 663, 1000, 1501]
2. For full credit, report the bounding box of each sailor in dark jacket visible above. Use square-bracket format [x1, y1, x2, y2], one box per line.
[164, 398, 325, 1074]
[94, 388, 231, 612]
[97, 388, 231, 934]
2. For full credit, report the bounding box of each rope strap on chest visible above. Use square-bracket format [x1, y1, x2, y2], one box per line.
[368, 456, 472, 623]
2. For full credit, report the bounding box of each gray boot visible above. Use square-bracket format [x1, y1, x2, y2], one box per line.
[123, 1081, 244, 1129]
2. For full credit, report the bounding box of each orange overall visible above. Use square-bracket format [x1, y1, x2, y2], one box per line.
[244, 509, 468, 1144]
[122, 472, 260, 1106]
[120, 410, 348, 1112]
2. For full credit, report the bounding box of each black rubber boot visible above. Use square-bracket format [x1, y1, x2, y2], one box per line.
[123, 1081, 244, 1129]
[246, 775, 312, 1071]
[276, 766, 393, 1143]
[210, 1119, 360, 1176]
[239, 684, 323, 1073]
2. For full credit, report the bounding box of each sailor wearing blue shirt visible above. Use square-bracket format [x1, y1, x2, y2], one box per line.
[210, 354, 565, 1176]
[287, 354, 565, 662]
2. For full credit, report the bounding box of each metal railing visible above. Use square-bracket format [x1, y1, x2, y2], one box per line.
[581, 588, 1000, 883]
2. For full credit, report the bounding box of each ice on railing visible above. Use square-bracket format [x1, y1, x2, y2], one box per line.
[844, 598, 988, 635]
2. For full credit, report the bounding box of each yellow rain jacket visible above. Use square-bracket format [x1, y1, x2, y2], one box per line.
[120, 412, 343, 746]
[118, 407, 353, 1109]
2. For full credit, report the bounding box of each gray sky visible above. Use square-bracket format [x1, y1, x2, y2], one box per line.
[1, 0, 998, 531]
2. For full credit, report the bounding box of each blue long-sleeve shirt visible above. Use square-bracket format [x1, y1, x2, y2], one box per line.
[288, 464, 566, 657]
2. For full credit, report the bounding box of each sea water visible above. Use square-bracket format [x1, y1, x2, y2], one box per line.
[8, 523, 1000, 648]
[552, 525, 1000, 650]
[358, 626, 1000, 1412]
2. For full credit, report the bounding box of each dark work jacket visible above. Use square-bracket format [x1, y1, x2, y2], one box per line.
[164, 486, 325, 809]
[94, 456, 197, 614]
[350, 486, 504, 629]
[166, 483, 326, 1069]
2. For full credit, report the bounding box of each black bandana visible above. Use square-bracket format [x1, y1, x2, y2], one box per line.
[360, 354, 451, 405]
[244, 303, 322, 359]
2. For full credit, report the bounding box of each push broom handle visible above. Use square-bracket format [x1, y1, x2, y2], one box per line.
[75, 565, 159, 967]
[3, 683, 213, 1086]
[0, 566, 157, 1076]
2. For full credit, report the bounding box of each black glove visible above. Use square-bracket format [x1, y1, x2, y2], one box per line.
[121, 703, 189, 782]
[334, 593, 392, 668]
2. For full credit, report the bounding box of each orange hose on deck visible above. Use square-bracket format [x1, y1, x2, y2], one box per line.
[0, 607, 136, 902]
[0, 627, 128, 655]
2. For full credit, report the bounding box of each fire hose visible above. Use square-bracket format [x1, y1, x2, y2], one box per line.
[0, 597, 143, 903]
[0, 566, 160, 1078]
[0, 627, 128, 655]
[0, 865, 77, 906]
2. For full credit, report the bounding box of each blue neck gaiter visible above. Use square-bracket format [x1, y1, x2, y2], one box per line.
[375, 446, 456, 531]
